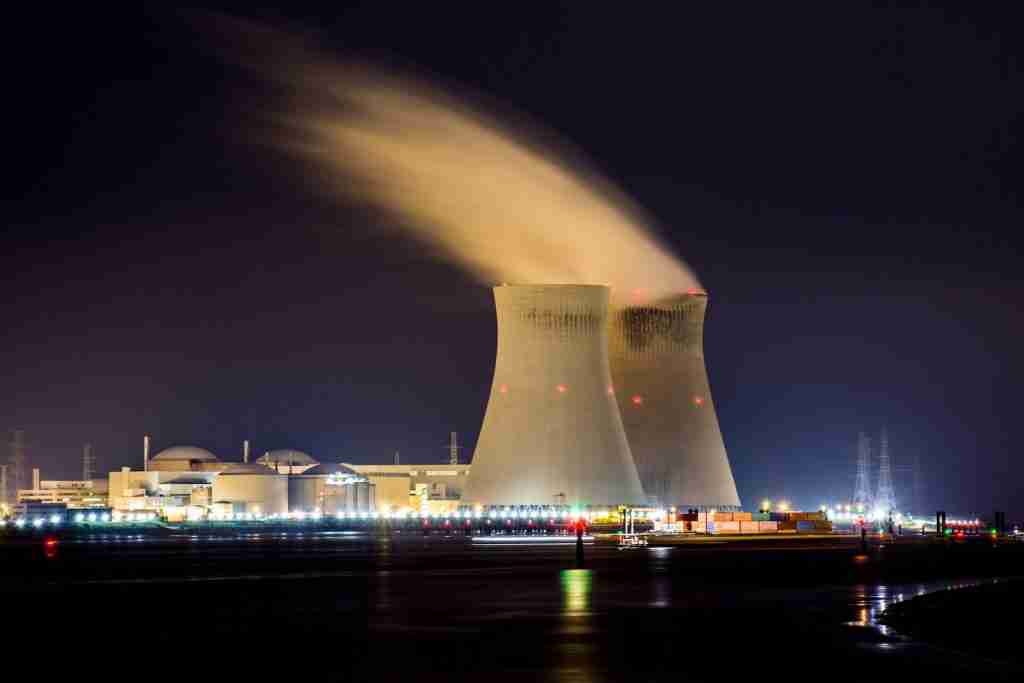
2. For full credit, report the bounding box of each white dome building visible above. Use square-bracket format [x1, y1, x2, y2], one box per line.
[212, 463, 287, 515]
[149, 446, 222, 472]
[256, 449, 318, 474]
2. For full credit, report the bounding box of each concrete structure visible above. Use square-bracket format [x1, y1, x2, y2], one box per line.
[15, 478, 108, 508]
[608, 290, 740, 508]
[288, 463, 375, 514]
[465, 285, 645, 507]
[212, 463, 287, 515]
[149, 446, 223, 472]
[109, 443, 223, 512]
[257, 449, 318, 475]
[347, 463, 470, 513]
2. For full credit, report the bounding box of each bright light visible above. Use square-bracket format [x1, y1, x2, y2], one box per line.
[776, 501, 789, 513]
[556, 384, 567, 393]
[15, 518, 26, 528]
[49, 514, 60, 524]
[101, 513, 110, 522]
[33, 518, 44, 528]
[75, 513, 85, 523]
[87, 513, 96, 523]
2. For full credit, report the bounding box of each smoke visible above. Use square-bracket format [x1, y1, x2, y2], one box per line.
[223, 21, 699, 305]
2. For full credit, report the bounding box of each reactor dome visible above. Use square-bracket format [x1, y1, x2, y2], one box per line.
[300, 463, 361, 477]
[257, 449, 317, 466]
[256, 449, 318, 474]
[151, 446, 219, 463]
[221, 463, 276, 475]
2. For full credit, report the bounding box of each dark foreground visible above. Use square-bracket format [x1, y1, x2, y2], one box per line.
[2, 531, 1022, 682]
[879, 578, 1024, 663]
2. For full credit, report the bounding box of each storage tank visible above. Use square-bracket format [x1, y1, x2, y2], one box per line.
[288, 464, 375, 514]
[465, 284, 645, 507]
[211, 463, 287, 515]
[608, 290, 741, 508]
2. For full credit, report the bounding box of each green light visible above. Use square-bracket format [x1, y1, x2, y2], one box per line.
[945, 528, 952, 536]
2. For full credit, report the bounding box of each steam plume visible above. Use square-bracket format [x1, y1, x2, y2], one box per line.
[229, 23, 699, 304]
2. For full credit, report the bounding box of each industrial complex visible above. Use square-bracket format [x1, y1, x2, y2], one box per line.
[3, 283, 757, 527]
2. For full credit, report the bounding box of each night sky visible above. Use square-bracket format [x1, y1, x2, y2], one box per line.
[5, 5, 1022, 517]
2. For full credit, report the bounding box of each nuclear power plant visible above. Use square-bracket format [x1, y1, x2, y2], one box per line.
[609, 290, 741, 509]
[5, 285, 742, 520]
[464, 285, 646, 507]
[465, 284, 740, 510]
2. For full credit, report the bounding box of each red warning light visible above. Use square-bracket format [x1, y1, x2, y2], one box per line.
[498, 384, 508, 394]
[44, 537, 58, 548]
[556, 384, 567, 394]
[631, 395, 643, 406]
[693, 396, 705, 407]
[607, 385, 615, 395]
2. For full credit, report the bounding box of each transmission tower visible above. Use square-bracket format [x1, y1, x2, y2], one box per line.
[82, 443, 95, 482]
[852, 431, 873, 512]
[911, 453, 923, 516]
[875, 427, 896, 515]
[449, 431, 460, 465]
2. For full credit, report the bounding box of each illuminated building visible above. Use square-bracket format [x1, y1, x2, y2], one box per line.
[256, 449, 319, 474]
[287, 463, 375, 514]
[16, 478, 108, 508]
[608, 290, 740, 508]
[465, 285, 645, 506]
[212, 463, 288, 515]
[347, 463, 470, 514]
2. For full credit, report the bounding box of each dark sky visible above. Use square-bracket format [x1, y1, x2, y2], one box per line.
[5, 4, 1023, 517]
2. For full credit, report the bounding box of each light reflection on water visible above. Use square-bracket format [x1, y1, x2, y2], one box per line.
[560, 569, 592, 615]
[848, 577, 1004, 637]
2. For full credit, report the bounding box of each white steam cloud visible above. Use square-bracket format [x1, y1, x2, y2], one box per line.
[229, 23, 700, 305]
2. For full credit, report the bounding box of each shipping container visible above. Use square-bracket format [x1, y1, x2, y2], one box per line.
[733, 512, 753, 522]
[713, 512, 734, 522]
[739, 521, 760, 533]
[758, 521, 778, 532]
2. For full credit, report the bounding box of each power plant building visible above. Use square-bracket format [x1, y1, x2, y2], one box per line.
[212, 463, 288, 515]
[288, 463, 375, 514]
[608, 290, 741, 508]
[257, 449, 319, 474]
[464, 285, 645, 507]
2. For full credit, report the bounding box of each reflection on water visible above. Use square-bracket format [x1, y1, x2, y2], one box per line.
[561, 569, 592, 615]
[848, 577, 1004, 637]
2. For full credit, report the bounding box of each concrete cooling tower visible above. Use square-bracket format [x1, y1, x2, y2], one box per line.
[608, 290, 741, 509]
[464, 285, 645, 507]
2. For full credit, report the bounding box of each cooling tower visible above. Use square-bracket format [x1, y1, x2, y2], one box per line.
[609, 290, 741, 509]
[464, 285, 645, 507]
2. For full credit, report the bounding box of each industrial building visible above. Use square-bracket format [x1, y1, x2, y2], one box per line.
[288, 463, 375, 514]
[256, 449, 318, 474]
[347, 463, 469, 514]
[465, 284, 646, 507]
[15, 471, 108, 509]
[101, 440, 402, 519]
[212, 463, 288, 515]
[608, 290, 741, 508]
